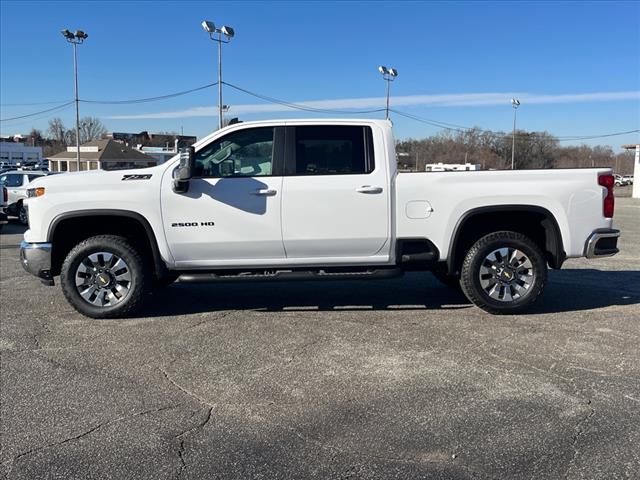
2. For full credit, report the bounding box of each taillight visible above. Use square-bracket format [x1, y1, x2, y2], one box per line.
[2, 187, 7, 203]
[598, 174, 615, 218]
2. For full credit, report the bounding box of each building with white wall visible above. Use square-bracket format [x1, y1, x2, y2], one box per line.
[622, 144, 640, 199]
[425, 162, 481, 172]
[48, 139, 156, 172]
[0, 140, 43, 167]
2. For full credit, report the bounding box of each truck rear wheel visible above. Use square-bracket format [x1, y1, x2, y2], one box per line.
[60, 235, 150, 318]
[460, 231, 547, 314]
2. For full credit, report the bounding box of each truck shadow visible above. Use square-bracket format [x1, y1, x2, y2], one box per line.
[139, 269, 640, 317]
[0, 220, 27, 236]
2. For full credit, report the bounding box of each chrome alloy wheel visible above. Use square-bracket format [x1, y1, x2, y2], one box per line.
[75, 252, 132, 307]
[478, 247, 535, 302]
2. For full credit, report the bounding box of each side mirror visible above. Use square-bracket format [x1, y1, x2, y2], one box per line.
[173, 146, 195, 193]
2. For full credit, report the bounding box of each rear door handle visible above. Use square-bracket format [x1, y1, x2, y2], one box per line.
[251, 189, 277, 196]
[356, 185, 383, 194]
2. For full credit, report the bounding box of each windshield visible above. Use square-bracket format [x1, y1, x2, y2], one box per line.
[0, 174, 23, 187]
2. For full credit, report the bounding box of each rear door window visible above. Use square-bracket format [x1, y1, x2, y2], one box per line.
[293, 126, 374, 175]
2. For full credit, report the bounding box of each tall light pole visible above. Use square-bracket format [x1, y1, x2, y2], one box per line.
[61, 29, 88, 166]
[511, 98, 520, 170]
[202, 20, 235, 130]
[378, 66, 398, 120]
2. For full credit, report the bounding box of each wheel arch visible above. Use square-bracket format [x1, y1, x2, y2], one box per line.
[48, 209, 166, 278]
[446, 205, 565, 275]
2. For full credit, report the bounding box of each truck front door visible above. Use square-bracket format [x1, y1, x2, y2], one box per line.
[161, 126, 286, 268]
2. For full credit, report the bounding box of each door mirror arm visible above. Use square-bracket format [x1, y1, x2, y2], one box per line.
[173, 146, 195, 193]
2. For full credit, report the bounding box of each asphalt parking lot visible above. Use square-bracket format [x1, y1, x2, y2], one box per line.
[1, 195, 639, 480]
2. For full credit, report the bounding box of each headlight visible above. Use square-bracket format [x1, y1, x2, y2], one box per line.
[27, 187, 45, 198]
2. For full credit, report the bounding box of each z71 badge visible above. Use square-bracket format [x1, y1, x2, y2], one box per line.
[122, 174, 153, 181]
[171, 221, 215, 227]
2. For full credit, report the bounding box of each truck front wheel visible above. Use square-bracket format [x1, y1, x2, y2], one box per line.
[18, 203, 28, 225]
[460, 231, 547, 314]
[60, 235, 150, 318]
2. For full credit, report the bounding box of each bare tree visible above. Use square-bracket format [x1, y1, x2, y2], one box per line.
[47, 117, 67, 144]
[79, 117, 107, 144]
[397, 128, 618, 171]
[27, 128, 44, 146]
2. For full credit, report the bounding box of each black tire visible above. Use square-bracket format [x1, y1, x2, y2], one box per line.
[460, 231, 547, 315]
[61, 235, 150, 318]
[431, 265, 462, 291]
[18, 203, 28, 225]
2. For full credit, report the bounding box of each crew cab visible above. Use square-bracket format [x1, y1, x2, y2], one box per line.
[20, 119, 619, 318]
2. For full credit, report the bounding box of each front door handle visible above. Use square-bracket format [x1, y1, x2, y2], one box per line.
[356, 185, 383, 194]
[251, 189, 277, 196]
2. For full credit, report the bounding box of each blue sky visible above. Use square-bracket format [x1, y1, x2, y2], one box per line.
[1, 0, 639, 148]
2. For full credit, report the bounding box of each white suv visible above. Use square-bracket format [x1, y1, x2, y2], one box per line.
[0, 170, 49, 224]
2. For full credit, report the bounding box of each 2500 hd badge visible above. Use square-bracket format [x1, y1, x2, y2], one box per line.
[171, 221, 215, 227]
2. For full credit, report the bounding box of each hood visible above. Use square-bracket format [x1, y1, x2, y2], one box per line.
[29, 164, 166, 189]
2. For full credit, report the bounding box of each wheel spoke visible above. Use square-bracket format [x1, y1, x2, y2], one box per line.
[479, 246, 536, 303]
[75, 251, 132, 309]
[487, 283, 500, 299]
[80, 285, 98, 303]
[480, 277, 497, 290]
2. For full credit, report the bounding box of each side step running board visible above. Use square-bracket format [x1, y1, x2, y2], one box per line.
[177, 268, 404, 283]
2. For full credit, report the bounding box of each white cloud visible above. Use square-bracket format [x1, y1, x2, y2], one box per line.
[106, 90, 640, 120]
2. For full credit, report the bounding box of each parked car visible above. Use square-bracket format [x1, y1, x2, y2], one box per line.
[0, 170, 50, 224]
[622, 175, 634, 185]
[0, 185, 7, 231]
[20, 119, 619, 318]
[614, 174, 625, 187]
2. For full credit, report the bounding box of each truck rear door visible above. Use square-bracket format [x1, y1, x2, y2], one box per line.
[281, 124, 391, 261]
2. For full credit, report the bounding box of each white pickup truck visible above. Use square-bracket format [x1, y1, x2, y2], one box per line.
[20, 119, 619, 318]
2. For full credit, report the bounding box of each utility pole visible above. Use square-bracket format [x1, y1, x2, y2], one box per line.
[378, 66, 398, 120]
[61, 29, 88, 166]
[511, 98, 520, 170]
[202, 21, 235, 130]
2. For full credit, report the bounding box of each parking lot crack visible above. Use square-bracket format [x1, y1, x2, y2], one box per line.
[184, 311, 233, 332]
[175, 407, 213, 479]
[2, 404, 180, 471]
[564, 400, 596, 479]
[157, 366, 215, 408]
[488, 351, 574, 382]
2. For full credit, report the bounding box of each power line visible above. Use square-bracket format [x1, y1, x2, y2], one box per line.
[2, 81, 637, 142]
[80, 82, 218, 105]
[1, 100, 72, 107]
[223, 81, 387, 115]
[390, 109, 469, 132]
[0, 101, 75, 122]
[1, 82, 219, 109]
[556, 130, 640, 141]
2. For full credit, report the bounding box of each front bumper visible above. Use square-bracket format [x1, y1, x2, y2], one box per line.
[584, 229, 620, 258]
[20, 241, 54, 285]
